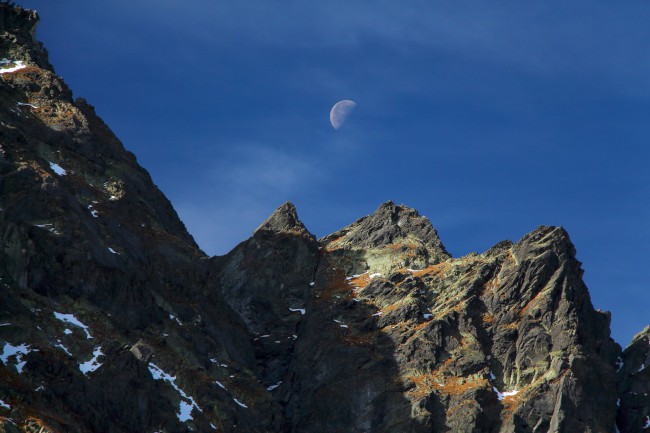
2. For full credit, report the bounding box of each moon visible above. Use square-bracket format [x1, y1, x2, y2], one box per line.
[330, 100, 357, 130]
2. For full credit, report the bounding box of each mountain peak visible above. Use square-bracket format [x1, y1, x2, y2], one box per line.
[321, 201, 450, 262]
[253, 201, 314, 238]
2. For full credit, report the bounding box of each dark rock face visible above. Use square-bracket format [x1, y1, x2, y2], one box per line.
[0, 4, 646, 433]
[617, 326, 650, 433]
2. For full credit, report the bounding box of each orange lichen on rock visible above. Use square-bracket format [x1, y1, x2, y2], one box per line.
[409, 262, 451, 278]
[406, 369, 488, 400]
[23, 417, 57, 433]
[518, 288, 549, 317]
[348, 272, 370, 290]
[318, 270, 353, 301]
[436, 376, 489, 397]
[482, 313, 496, 324]
[322, 236, 345, 251]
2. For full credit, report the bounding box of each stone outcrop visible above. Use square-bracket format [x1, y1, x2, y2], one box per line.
[0, 4, 647, 433]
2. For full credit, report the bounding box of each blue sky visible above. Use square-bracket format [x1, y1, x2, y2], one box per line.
[19, 1, 649, 346]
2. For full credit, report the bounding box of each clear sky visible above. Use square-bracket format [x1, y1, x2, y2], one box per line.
[18, 1, 649, 346]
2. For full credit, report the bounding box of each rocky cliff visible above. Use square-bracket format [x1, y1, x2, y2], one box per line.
[0, 4, 648, 433]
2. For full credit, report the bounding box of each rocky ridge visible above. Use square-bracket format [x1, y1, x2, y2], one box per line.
[0, 4, 648, 433]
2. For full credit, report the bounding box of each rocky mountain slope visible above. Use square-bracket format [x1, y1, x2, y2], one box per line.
[0, 4, 648, 433]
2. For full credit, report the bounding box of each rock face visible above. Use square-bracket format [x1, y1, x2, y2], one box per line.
[0, 4, 647, 433]
[617, 327, 650, 433]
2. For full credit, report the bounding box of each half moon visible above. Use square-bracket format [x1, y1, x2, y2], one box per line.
[330, 100, 357, 130]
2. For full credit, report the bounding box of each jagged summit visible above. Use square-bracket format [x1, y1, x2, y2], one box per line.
[253, 201, 314, 240]
[0, 4, 50, 70]
[321, 200, 450, 265]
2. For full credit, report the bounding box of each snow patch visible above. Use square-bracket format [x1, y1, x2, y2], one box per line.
[107, 247, 118, 254]
[346, 272, 368, 280]
[148, 362, 202, 422]
[0, 342, 34, 373]
[423, 313, 433, 319]
[493, 386, 519, 401]
[209, 358, 227, 367]
[267, 381, 282, 391]
[88, 204, 99, 218]
[55, 341, 72, 356]
[49, 162, 66, 176]
[289, 307, 305, 315]
[17, 102, 37, 108]
[369, 273, 382, 279]
[35, 223, 60, 235]
[616, 357, 624, 372]
[53, 312, 92, 339]
[0, 59, 26, 74]
[215, 381, 226, 390]
[490, 371, 496, 380]
[79, 346, 103, 375]
[63, 328, 72, 335]
[233, 398, 248, 408]
[643, 416, 650, 429]
[169, 314, 182, 326]
[0, 323, 10, 327]
[0, 399, 9, 410]
[309, 282, 315, 287]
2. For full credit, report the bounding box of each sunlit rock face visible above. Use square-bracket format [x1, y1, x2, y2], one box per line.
[0, 4, 644, 433]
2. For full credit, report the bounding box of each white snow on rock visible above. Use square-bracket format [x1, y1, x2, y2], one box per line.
[493, 386, 519, 401]
[63, 329, 72, 335]
[107, 247, 118, 254]
[88, 204, 99, 218]
[490, 371, 496, 380]
[369, 273, 382, 279]
[333, 320, 349, 329]
[53, 311, 92, 339]
[210, 358, 228, 367]
[0, 59, 26, 74]
[616, 357, 624, 372]
[0, 342, 34, 373]
[34, 223, 60, 235]
[233, 397, 248, 408]
[643, 416, 650, 429]
[309, 282, 315, 287]
[49, 162, 66, 176]
[289, 307, 306, 315]
[0, 323, 10, 327]
[148, 362, 202, 422]
[423, 313, 433, 319]
[345, 272, 368, 281]
[169, 314, 182, 326]
[79, 346, 103, 375]
[17, 102, 37, 108]
[215, 381, 226, 390]
[267, 381, 282, 391]
[0, 398, 10, 409]
[55, 341, 72, 356]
